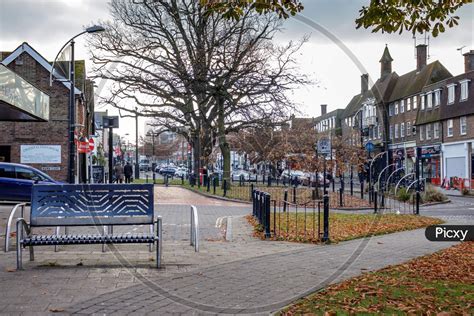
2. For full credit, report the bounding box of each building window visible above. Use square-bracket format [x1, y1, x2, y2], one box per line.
[434, 90, 441, 106]
[419, 125, 424, 141]
[400, 100, 405, 113]
[460, 116, 467, 135]
[389, 125, 393, 140]
[413, 121, 416, 135]
[413, 96, 417, 109]
[401, 122, 405, 137]
[434, 122, 439, 139]
[395, 102, 399, 115]
[395, 124, 399, 139]
[420, 94, 425, 110]
[427, 92, 432, 108]
[389, 104, 394, 116]
[426, 124, 431, 140]
[447, 84, 456, 104]
[460, 80, 469, 101]
[407, 121, 411, 136]
[447, 119, 453, 137]
[407, 98, 411, 111]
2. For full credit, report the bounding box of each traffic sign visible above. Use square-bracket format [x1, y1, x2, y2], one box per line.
[88, 138, 95, 152]
[317, 137, 331, 156]
[77, 137, 90, 153]
[365, 141, 374, 153]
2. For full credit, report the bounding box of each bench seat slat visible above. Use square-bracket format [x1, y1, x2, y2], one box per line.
[22, 234, 155, 246]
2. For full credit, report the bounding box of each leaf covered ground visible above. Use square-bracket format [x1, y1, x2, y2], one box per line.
[280, 242, 473, 315]
[247, 213, 442, 243]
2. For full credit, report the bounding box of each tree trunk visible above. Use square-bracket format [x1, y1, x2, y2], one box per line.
[217, 95, 231, 189]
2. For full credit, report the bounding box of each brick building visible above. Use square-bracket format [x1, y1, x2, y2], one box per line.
[0, 42, 91, 182]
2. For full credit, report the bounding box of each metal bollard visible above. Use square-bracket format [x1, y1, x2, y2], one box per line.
[283, 190, 288, 212]
[223, 180, 227, 197]
[360, 181, 364, 200]
[213, 177, 217, 194]
[339, 188, 343, 207]
[350, 179, 353, 196]
[332, 178, 335, 192]
[374, 190, 378, 214]
[146, 174, 149, 183]
[293, 186, 297, 204]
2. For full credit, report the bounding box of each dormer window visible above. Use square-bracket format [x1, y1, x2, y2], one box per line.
[447, 84, 456, 104]
[434, 89, 441, 106]
[460, 79, 470, 101]
[427, 92, 432, 109]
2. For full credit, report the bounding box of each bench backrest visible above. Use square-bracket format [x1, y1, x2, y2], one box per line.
[30, 184, 154, 226]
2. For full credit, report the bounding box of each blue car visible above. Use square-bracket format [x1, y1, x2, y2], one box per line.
[0, 162, 60, 201]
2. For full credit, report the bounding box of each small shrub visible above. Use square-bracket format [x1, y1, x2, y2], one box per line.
[462, 188, 469, 195]
[423, 185, 448, 203]
[397, 188, 410, 202]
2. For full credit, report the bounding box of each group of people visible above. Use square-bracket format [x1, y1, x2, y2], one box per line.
[114, 162, 134, 183]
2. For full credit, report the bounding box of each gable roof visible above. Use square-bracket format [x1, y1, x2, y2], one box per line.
[1, 42, 82, 95]
[387, 60, 452, 102]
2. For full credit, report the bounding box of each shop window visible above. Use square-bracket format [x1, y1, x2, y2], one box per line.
[447, 119, 453, 137]
[460, 116, 467, 135]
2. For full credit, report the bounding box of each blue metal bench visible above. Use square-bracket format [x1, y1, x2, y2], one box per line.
[15, 184, 162, 269]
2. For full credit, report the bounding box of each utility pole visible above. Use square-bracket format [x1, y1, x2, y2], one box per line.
[68, 40, 76, 184]
[135, 107, 139, 179]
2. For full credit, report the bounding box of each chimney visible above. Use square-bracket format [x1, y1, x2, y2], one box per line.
[361, 74, 369, 94]
[320, 104, 327, 116]
[416, 44, 427, 72]
[464, 50, 474, 73]
[379, 45, 393, 78]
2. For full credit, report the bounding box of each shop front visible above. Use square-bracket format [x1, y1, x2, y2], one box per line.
[422, 144, 441, 185]
[441, 142, 471, 186]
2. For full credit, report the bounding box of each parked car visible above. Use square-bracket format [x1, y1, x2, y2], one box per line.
[0, 162, 61, 201]
[232, 169, 250, 180]
[281, 169, 305, 184]
[175, 167, 188, 178]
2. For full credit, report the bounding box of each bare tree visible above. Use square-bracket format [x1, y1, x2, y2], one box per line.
[88, 0, 309, 186]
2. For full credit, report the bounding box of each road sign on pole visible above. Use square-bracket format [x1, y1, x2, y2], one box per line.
[365, 141, 374, 153]
[317, 137, 331, 156]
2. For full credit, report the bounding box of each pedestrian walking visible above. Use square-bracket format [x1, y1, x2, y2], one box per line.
[124, 162, 133, 183]
[114, 163, 125, 183]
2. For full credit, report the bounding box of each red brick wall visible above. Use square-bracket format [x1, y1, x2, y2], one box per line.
[0, 51, 83, 182]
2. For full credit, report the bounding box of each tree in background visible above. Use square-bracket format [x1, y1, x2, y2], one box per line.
[200, 0, 471, 37]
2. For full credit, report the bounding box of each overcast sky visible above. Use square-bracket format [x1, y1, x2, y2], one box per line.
[1, 0, 473, 143]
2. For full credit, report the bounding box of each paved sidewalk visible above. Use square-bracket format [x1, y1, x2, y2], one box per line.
[63, 225, 457, 315]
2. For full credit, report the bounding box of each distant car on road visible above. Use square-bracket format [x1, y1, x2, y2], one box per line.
[175, 167, 188, 178]
[0, 162, 61, 201]
[159, 166, 177, 177]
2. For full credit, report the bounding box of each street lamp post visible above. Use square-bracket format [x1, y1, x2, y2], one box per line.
[50, 25, 105, 184]
[135, 107, 139, 179]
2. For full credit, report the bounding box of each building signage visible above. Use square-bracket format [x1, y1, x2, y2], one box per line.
[41, 166, 61, 171]
[421, 145, 441, 158]
[21, 145, 61, 164]
[92, 166, 105, 183]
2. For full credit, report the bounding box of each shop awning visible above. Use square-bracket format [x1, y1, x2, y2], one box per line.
[0, 64, 49, 121]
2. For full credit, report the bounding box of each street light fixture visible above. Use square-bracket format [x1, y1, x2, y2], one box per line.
[50, 25, 105, 184]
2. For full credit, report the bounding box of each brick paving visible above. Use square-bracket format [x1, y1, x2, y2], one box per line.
[0, 186, 470, 314]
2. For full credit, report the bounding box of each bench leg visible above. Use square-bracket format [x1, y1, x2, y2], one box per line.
[54, 226, 60, 252]
[16, 220, 22, 270]
[29, 246, 34, 261]
[149, 224, 153, 252]
[156, 217, 162, 269]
